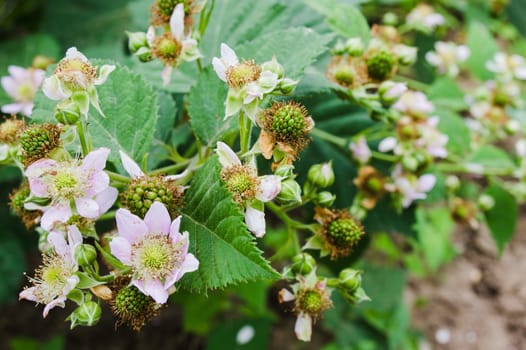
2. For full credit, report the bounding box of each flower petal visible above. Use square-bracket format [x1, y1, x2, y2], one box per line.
[294, 312, 312, 342]
[116, 208, 148, 244]
[41, 204, 72, 230]
[109, 236, 133, 265]
[1, 102, 25, 115]
[42, 75, 71, 100]
[164, 252, 199, 288]
[48, 231, 69, 257]
[418, 174, 436, 192]
[144, 201, 171, 235]
[378, 137, 397, 152]
[245, 205, 266, 237]
[75, 197, 100, 219]
[162, 65, 173, 86]
[169, 3, 185, 41]
[94, 64, 115, 85]
[212, 57, 227, 82]
[1, 76, 17, 97]
[220, 43, 239, 66]
[95, 187, 118, 215]
[65, 47, 88, 62]
[133, 279, 169, 304]
[216, 141, 241, 168]
[169, 215, 182, 241]
[256, 175, 281, 202]
[43, 296, 66, 318]
[119, 150, 144, 178]
[81, 147, 110, 172]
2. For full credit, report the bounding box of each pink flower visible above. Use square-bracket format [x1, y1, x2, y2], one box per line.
[24, 148, 118, 230]
[19, 225, 82, 317]
[389, 166, 436, 207]
[393, 90, 434, 117]
[349, 136, 371, 164]
[1, 65, 45, 116]
[109, 202, 199, 304]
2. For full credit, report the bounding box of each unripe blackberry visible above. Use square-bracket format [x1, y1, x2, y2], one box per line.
[111, 280, 160, 331]
[19, 123, 61, 166]
[333, 65, 355, 87]
[121, 175, 184, 218]
[327, 218, 363, 247]
[366, 51, 395, 81]
[0, 118, 25, 144]
[157, 0, 191, 17]
[9, 183, 41, 229]
[294, 286, 332, 318]
[220, 165, 259, 205]
[271, 104, 307, 139]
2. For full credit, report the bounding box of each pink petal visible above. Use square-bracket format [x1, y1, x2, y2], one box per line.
[48, 231, 68, 257]
[169, 216, 182, 241]
[245, 206, 265, 237]
[133, 279, 169, 304]
[28, 178, 49, 198]
[1, 76, 17, 96]
[95, 187, 118, 214]
[75, 197, 100, 219]
[119, 150, 144, 178]
[41, 204, 72, 230]
[418, 174, 436, 192]
[115, 208, 148, 244]
[67, 225, 83, 247]
[86, 170, 109, 196]
[43, 296, 66, 318]
[1, 102, 25, 115]
[256, 175, 281, 202]
[144, 202, 171, 235]
[109, 236, 133, 265]
[8, 66, 27, 80]
[81, 147, 110, 172]
[21, 102, 34, 116]
[164, 252, 199, 288]
[294, 312, 312, 342]
[19, 287, 38, 302]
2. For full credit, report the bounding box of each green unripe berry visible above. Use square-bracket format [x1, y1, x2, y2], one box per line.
[298, 290, 324, 315]
[366, 51, 395, 81]
[271, 104, 307, 139]
[327, 218, 363, 247]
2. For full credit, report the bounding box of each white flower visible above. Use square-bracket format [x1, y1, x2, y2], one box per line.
[393, 90, 434, 117]
[19, 225, 82, 317]
[416, 117, 448, 158]
[390, 166, 436, 207]
[42, 47, 115, 117]
[148, 4, 202, 86]
[216, 141, 281, 237]
[349, 136, 371, 164]
[486, 52, 526, 81]
[426, 41, 470, 77]
[1, 66, 45, 116]
[406, 4, 445, 32]
[212, 44, 294, 121]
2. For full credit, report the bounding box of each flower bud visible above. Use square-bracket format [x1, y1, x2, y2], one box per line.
[55, 100, 81, 125]
[75, 244, 97, 266]
[68, 301, 101, 329]
[261, 56, 284, 78]
[277, 179, 302, 205]
[378, 81, 407, 106]
[338, 268, 363, 292]
[382, 12, 398, 26]
[135, 47, 154, 62]
[126, 31, 148, 53]
[445, 175, 460, 191]
[345, 38, 364, 56]
[315, 191, 336, 207]
[401, 155, 418, 172]
[395, 44, 418, 66]
[331, 40, 347, 55]
[32, 55, 54, 70]
[276, 78, 298, 95]
[308, 162, 335, 188]
[504, 120, 521, 135]
[291, 253, 316, 275]
[274, 164, 295, 178]
[478, 194, 495, 211]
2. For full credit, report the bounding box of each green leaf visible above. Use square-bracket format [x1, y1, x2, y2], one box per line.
[187, 67, 236, 145]
[206, 318, 272, 350]
[413, 207, 456, 271]
[236, 27, 334, 80]
[436, 110, 471, 157]
[468, 145, 516, 170]
[483, 184, 518, 253]
[305, 0, 370, 41]
[179, 157, 279, 292]
[466, 21, 498, 80]
[32, 62, 159, 167]
[427, 77, 467, 111]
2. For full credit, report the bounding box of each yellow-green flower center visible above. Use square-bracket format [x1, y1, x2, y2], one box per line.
[54, 171, 78, 192]
[133, 234, 182, 280]
[29, 254, 72, 304]
[334, 66, 355, 86]
[17, 83, 34, 101]
[221, 165, 259, 205]
[226, 60, 261, 88]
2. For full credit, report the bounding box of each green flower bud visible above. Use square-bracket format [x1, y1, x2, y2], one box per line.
[315, 191, 336, 207]
[127, 31, 149, 53]
[331, 40, 347, 55]
[401, 155, 418, 172]
[55, 101, 81, 125]
[135, 47, 154, 62]
[345, 38, 364, 56]
[68, 301, 101, 329]
[32, 55, 54, 70]
[277, 179, 302, 205]
[261, 56, 284, 78]
[74, 244, 97, 266]
[366, 51, 395, 81]
[505, 120, 521, 135]
[308, 162, 335, 188]
[338, 268, 362, 292]
[274, 164, 295, 178]
[291, 253, 316, 275]
[276, 78, 298, 95]
[445, 175, 460, 191]
[478, 194, 495, 211]
[382, 12, 398, 26]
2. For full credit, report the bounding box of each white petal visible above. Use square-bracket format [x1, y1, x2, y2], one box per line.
[216, 141, 241, 168]
[294, 313, 312, 342]
[146, 26, 156, 46]
[169, 3, 185, 41]
[42, 76, 70, 100]
[109, 236, 133, 265]
[256, 175, 281, 202]
[378, 137, 397, 152]
[1, 76, 17, 97]
[119, 150, 144, 178]
[95, 187, 118, 214]
[8, 65, 28, 80]
[212, 57, 227, 82]
[220, 43, 239, 66]
[48, 231, 68, 257]
[245, 206, 266, 237]
[67, 225, 83, 247]
[81, 147, 110, 172]
[279, 288, 295, 302]
[75, 197, 100, 219]
[162, 65, 173, 86]
[169, 216, 182, 240]
[94, 64, 115, 85]
[418, 174, 436, 192]
[41, 204, 72, 231]
[65, 47, 88, 62]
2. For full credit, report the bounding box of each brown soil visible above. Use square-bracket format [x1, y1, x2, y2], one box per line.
[407, 218, 526, 350]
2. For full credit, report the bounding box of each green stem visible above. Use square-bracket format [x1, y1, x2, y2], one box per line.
[196, 59, 203, 73]
[76, 121, 89, 156]
[311, 128, 347, 148]
[105, 170, 130, 183]
[435, 162, 515, 176]
[239, 110, 252, 155]
[371, 151, 398, 162]
[149, 159, 191, 175]
[97, 210, 116, 221]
